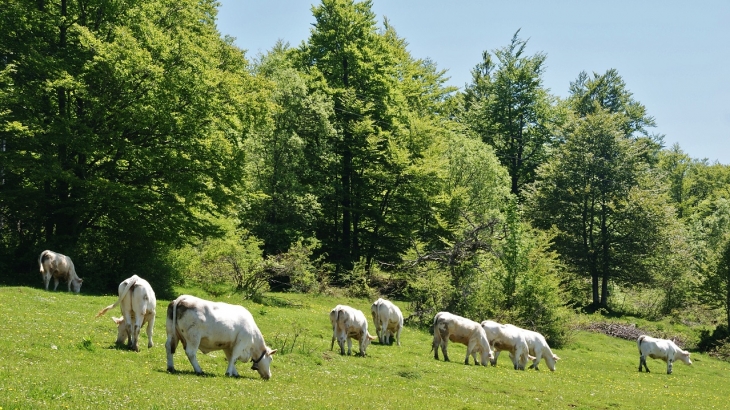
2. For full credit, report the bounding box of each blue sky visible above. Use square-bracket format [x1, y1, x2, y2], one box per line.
[216, 1, 730, 164]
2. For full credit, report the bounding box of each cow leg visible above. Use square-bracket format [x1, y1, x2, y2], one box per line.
[639, 355, 650, 372]
[396, 328, 401, 346]
[224, 346, 243, 377]
[491, 350, 501, 366]
[337, 333, 346, 355]
[432, 336, 440, 360]
[146, 314, 155, 348]
[131, 314, 143, 352]
[183, 336, 204, 374]
[359, 337, 367, 357]
[667, 359, 673, 375]
[440, 340, 450, 362]
[346, 336, 353, 356]
[465, 340, 477, 365]
[165, 334, 179, 373]
[53, 277, 60, 291]
[509, 352, 518, 370]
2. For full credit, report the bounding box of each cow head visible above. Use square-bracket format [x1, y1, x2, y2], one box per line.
[679, 350, 692, 366]
[71, 277, 83, 293]
[250, 347, 277, 380]
[112, 317, 128, 345]
[545, 353, 560, 371]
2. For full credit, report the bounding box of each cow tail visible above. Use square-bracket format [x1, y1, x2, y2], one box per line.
[637, 335, 645, 355]
[38, 251, 46, 274]
[172, 297, 180, 343]
[431, 315, 440, 353]
[95, 276, 138, 318]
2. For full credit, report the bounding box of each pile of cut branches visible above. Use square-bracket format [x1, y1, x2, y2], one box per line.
[583, 322, 689, 348]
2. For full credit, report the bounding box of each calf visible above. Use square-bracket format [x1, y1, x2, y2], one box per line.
[481, 320, 533, 370]
[370, 298, 403, 346]
[38, 250, 83, 293]
[638, 335, 691, 374]
[329, 305, 376, 356]
[96, 275, 156, 351]
[166, 295, 277, 379]
[432, 312, 493, 366]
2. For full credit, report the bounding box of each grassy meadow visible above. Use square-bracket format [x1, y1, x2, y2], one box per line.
[1, 285, 729, 409]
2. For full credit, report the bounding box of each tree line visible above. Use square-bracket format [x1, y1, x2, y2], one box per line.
[2, 0, 730, 345]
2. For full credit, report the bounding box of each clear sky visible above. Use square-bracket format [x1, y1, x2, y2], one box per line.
[216, 1, 730, 164]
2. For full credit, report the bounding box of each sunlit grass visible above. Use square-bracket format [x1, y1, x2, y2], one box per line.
[1, 286, 729, 409]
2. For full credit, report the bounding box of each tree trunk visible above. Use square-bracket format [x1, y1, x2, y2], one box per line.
[599, 204, 610, 308]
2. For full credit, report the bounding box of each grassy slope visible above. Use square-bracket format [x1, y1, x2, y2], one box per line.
[0, 286, 728, 409]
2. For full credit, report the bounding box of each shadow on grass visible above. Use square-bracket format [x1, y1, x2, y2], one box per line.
[156, 368, 263, 380]
[258, 294, 307, 309]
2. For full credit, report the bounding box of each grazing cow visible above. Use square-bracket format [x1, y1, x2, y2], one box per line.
[329, 304, 377, 357]
[480, 320, 534, 370]
[95, 275, 156, 352]
[370, 298, 403, 346]
[38, 250, 83, 293]
[165, 295, 277, 379]
[432, 312, 493, 366]
[638, 335, 691, 374]
[503, 325, 560, 371]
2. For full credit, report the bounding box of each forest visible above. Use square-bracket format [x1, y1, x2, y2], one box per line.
[2, 0, 730, 352]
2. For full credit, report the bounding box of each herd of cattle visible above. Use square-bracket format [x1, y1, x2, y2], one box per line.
[37, 250, 694, 379]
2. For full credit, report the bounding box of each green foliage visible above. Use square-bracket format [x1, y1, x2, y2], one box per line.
[294, 0, 457, 273]
[527, 102, 683, 310]
[265, 237, 330, 294]
[461, 30, 560, 196]
[0, 0, 263, 292]
[170, 219, 268, 299]
[242, 43, 336, 256]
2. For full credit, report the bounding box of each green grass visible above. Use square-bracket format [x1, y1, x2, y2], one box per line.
[1, 286, 729, 409]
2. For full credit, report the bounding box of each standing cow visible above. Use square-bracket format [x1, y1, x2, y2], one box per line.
[166, 295, 277, 379]
[638, 335, 692, 374]
[370, 298, 403, 346]
[432, 312, 493, 366]
[481, 320, 533, 370]
[503, 325, 560, 371]
[38, 250, 83, 293]
[329, 304, 377, 357]
[96, 275, 156, 352]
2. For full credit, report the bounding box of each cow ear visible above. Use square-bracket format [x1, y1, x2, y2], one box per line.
[268, 349, 278, 356]
[112, 317, 123, 325]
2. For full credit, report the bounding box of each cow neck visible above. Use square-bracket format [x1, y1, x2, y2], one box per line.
[251, 350, 266, 364]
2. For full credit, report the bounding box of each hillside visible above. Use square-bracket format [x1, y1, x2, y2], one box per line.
[1, 286, 728, 409]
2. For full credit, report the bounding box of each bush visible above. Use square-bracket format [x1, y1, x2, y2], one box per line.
[169, 220, 269, 299]
[264, 237, 328, 293]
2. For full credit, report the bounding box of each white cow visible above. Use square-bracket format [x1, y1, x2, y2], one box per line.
[165, 295, 277, 379]
[432, 312, 493, 366]
[638, 335, 692, 374]
[480, 320, 533, 370]
[370, 298, 403, 346]
[38, 250, 83, 293]
[329, 304, 377, 357]
[503, 325, 560, 371]
[95, 275, 156, 352]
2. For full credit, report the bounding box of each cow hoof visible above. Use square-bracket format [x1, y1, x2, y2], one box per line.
[167, 367, 176, 373]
